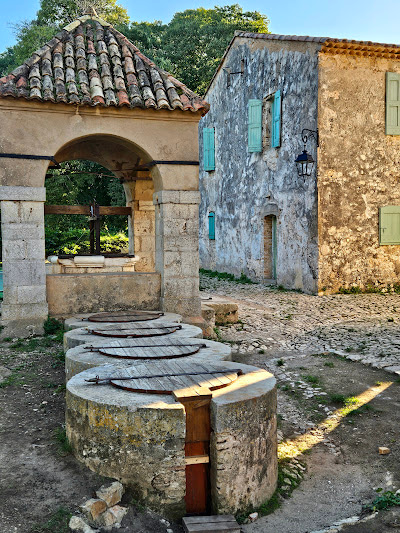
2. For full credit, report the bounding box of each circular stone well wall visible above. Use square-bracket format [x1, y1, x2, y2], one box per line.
[64, 323, 203, 350]
[65, 338, 232, 381]
[66, 361, 277, 519]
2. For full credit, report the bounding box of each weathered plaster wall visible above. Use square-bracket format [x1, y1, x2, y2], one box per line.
[46, 271, 161, 315]
[199, 38, 320, 292]
[318, 53, 400, 292]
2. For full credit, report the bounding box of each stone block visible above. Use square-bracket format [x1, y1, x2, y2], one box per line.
[153, 190, 180, 205]
[1, 223, 45, 241]
[0, 200, 44, 224]
[3, 260, 46, 286]
[163, 277, 199, 299]
[161, 296, 201, 318]
[164, 236, 199, 252]
[80, 498, 107, 521]
[1, 302, 48, 322]
[98, 505, 128, 527]
[0, 186, 46, 202]
[16, 285, 47, 304]
[179, 191, 201, 204]
[69, 516, 97, 533]
[96, 481, 124, 507]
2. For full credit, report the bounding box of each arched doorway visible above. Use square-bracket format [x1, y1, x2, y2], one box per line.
[264, 214, 277, 281]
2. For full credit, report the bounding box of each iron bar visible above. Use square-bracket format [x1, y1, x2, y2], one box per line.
[83, 343, 207, 351]
[85, 368, 243, 384]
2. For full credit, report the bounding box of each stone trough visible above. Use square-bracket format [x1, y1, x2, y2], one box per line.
[66, 360, 277, 519]
[65, 338, 232, 381]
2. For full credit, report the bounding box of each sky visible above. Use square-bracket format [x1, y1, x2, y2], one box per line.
[0, 0, 400, 54]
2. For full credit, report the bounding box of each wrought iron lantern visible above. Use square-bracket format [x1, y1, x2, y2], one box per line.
[295, 129, 319, 178]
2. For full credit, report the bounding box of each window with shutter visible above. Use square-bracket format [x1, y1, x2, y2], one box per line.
[208, 212, 215, 240]
[379, 206, 400, 244]
[248, 99, 262, 152]
[271, 90, 281, 148]
[203, 127, 215, 171]
[386, 73, 400, 135]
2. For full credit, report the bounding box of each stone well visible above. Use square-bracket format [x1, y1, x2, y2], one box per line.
[64, 312, 182, 331]
[64, 323, 203, 351]
[66, 361, 277, 519]
[65, 338, 232, 381]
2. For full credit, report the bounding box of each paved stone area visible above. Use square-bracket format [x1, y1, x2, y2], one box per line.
[200, 275, 400, 375]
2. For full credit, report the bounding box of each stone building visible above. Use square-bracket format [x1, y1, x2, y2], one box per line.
[199, 31, 400, 294]
[0, 12, 208, 336]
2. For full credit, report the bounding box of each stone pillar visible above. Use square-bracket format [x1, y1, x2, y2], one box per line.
[134, 179, 155, 272]
[154, 190, 201, 318]
[0, 186, 48, 337]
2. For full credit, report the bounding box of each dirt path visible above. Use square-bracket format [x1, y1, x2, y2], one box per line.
[0, 335, 183, 533]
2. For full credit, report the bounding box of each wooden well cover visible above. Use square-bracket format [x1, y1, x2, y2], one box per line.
[98, 341, 206, 359]
[87, 310, 164, 322]
[88, 323, 182, 338]
[109, 361, 241, 394]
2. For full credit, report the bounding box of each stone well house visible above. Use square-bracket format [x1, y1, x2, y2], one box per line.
[0, 12, 208, 336]
[199, 31, 400, 294]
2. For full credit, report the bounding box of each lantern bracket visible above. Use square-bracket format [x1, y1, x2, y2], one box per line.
[301, 129, 319, 147]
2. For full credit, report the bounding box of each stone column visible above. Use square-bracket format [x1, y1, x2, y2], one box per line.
[0, 186, 48, 337]
[154, 190, 201, 318]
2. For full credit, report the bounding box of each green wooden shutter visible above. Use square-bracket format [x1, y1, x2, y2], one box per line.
[386, 72, 400, 135]
[208, 212, 215, 240]
[271, 90, 281, 148]
[379, 206, 400, 244]
[248, 99, 262, 152]
[203, 128, 215, 171]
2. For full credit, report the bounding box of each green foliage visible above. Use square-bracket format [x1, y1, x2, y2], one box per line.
[44, 160, 128, 255]
[364, 489, 400, 512]
[200, 268, 256, 284]
[53, 427, 73, 455]
[37, 0, 129, 26]
[43, 316, 63, 336]
[31, 506, 72, 532]
[302, 374, 320, 385]
[121, 4, 269, 95]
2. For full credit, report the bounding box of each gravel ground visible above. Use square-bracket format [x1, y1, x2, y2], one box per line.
[200, 274, 400, 533]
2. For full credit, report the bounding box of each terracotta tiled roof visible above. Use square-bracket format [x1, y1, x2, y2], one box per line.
[0, 14, 209, 113]
[206, 30, 400, 95]
[235, 31, 400, 55]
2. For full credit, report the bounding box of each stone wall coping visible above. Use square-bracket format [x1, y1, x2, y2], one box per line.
[153, 190, 201, 205]
[0, 186, 46, 202]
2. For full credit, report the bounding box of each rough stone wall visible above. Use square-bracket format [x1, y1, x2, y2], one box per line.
[318, 53, 400, 293]
[199, 38, 320, 292]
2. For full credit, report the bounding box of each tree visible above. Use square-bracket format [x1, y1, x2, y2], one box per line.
[122, 5, 269, 95]
[37, 0, 129, 27]
[0, 0, 129, 76]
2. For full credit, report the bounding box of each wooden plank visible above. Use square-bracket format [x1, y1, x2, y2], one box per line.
[44, 205, 131, 216]
[98, 206, 131, 216]
[185, 455, 209, 465]
[44, 205, 90, 215]
[183, 521, 240, 533]
[184, 515, 237, 524]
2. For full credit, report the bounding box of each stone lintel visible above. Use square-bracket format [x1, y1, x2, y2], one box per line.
[0, 186, 46, 202]
[153, 190, 200, 205]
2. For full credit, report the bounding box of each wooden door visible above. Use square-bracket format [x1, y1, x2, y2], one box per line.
[176, 391, 211, 514]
